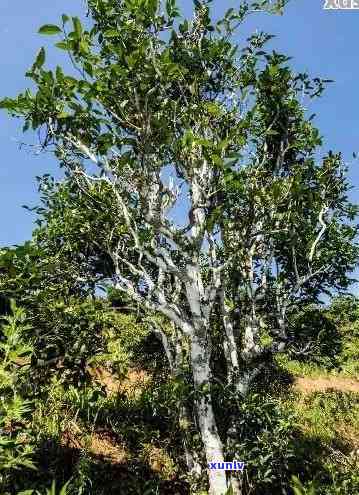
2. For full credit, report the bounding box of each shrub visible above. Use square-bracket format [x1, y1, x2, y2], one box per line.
[228, 393, 297, 494]
[0, 302, 36, 489]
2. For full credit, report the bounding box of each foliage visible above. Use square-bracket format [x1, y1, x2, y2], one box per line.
[0, 243, 149, 385]
[277, 296, 359, 375]
[292, 390, 359, 453]
[291, 475, 317, 495]
[0, 302, 36, 489]
[16, 479, 71, 495]
[30, 296, 148, 386]
[285, 388, 359, 495]
[285, 304, 342, 368]
[325, 296, 359, 375]
[228, 393, 297, 494]
[291, 456, 359, 495]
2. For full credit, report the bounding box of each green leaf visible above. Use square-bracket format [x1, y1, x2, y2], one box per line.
[34, 47, 46, 69]
[72, 17, 83, 38]
[56, 65, 64, 81]
[55, 41, 70, 51]
[38, 24, 62, 35]
[269, 65, 278, 77]
[84, 62, 94, 77]
[206, 102, 220, 116]
[104, 29, 120, 38]
[57, 112, 70, 119]
[212, 154, 223, 166]
[62, 14, 70, 25]
[59, 480, 71, 495]
[0, 97, 17, 110]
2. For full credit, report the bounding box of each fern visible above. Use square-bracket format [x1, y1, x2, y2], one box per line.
[291, 475, 317, 495]
[16, 480, 71, 495]
[0, 301, 36, 483]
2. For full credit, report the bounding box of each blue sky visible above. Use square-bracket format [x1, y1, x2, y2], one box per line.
[0, 0, 358, 248]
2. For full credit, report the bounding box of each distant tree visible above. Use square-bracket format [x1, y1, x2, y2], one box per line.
[1, 1, 358, 493]
[324, 295, 359, 375]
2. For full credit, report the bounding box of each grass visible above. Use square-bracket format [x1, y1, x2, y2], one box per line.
[274, 348, 359, 495]
[3, 350, 359, 495]
[289, 390, 359, 449]
[277, 350, 359, 454]
[277, 356, 332, 378]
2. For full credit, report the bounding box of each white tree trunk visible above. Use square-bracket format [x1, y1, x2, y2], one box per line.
[220, 291, 241, 389]
[190, 335, 228, 495]
[151, 322, 203, 476]
[179, 404, 203, 477]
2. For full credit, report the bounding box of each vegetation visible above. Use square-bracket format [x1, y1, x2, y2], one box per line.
[0, 1, 358, 494]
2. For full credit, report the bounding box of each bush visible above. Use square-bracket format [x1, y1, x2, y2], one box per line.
[291, 454, 359, 495]
[228, 393, 297, 494]
[0, 301, 36, 490]
[287, 305, 341, 369]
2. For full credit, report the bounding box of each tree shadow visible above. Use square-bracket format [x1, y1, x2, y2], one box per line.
[4, 435, 190, 494]
[248, 358, 295, 399]
[288, 428, 357, 491]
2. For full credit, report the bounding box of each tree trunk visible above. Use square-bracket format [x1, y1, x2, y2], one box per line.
[190, 334, 228, 495]
[151, 322, 203, 477]
[220, 290, 240, 385]
[179, 404, 203, 477]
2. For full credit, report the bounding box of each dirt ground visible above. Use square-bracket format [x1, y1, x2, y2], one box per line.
[294, 376, 359, 394]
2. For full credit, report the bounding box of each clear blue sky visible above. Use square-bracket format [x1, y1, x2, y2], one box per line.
[1, 0, 359, 248]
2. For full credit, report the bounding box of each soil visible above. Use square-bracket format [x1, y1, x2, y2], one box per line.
[294, 376, 359, 394]
[87, 366, 152, 397]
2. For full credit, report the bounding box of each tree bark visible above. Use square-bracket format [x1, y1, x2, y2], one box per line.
[190, 334, 228, 495]
[151, 321, 203, 477]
